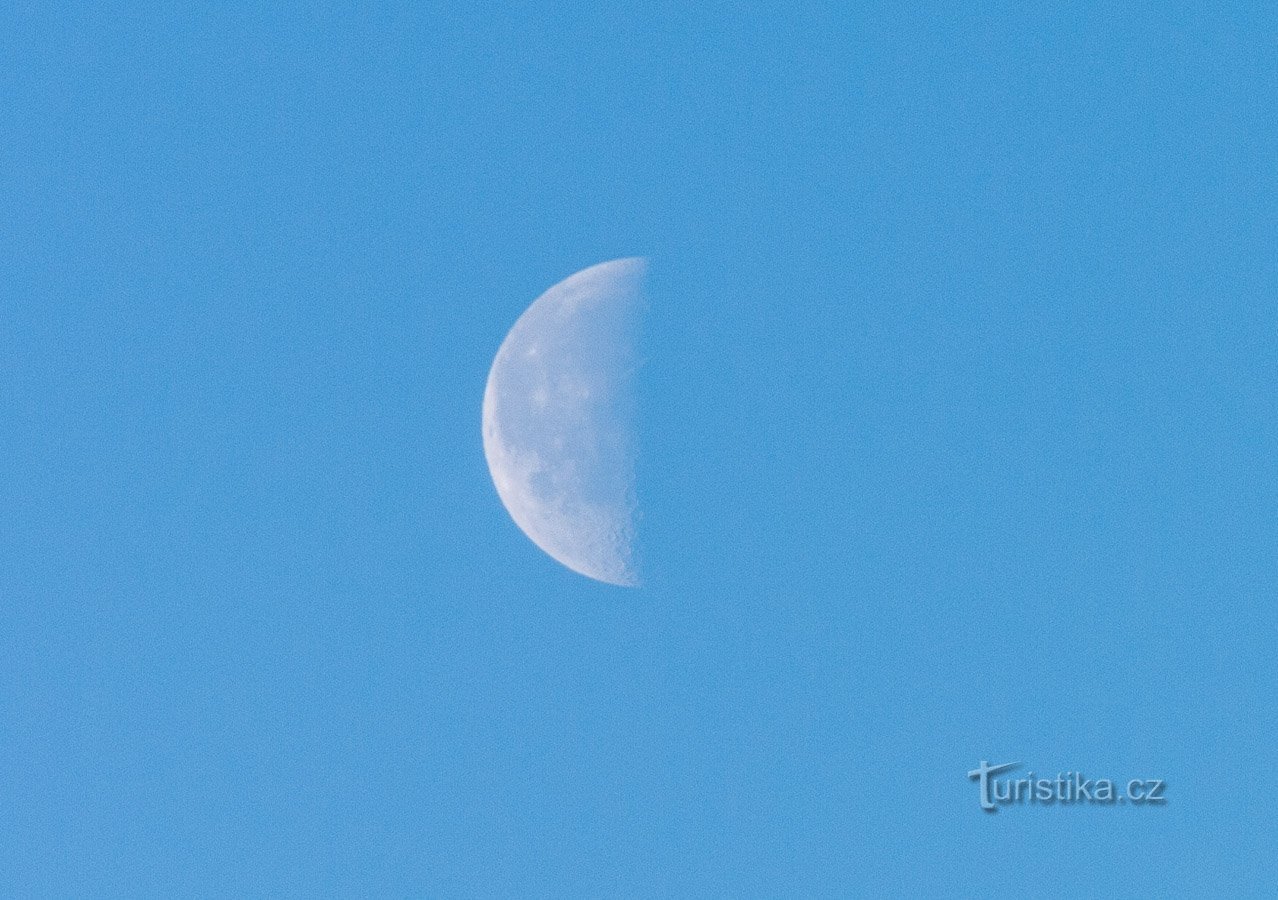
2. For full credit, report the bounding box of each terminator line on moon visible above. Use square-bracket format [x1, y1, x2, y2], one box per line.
[482, 258, 645, 586]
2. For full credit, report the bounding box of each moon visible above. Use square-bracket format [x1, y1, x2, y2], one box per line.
[482, 258, 646, 586]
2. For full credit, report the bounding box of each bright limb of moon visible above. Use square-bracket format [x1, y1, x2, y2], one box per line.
[482, 258, 645, 586]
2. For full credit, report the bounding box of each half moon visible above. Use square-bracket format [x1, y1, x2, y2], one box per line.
[482, 258, 645, 586]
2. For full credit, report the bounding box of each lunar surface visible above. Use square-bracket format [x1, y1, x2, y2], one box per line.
[482, 258, 645, 586]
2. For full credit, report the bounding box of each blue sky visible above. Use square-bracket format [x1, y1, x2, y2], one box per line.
[2, 3, 1275, 896]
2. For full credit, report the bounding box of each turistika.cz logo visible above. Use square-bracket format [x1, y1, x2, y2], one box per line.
[968, 761, 1166, 811]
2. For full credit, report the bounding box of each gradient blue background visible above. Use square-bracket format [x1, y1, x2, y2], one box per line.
[2, 3, 1275, 896]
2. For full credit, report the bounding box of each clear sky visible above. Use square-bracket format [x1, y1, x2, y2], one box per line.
[2, 3, 1275, 897]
